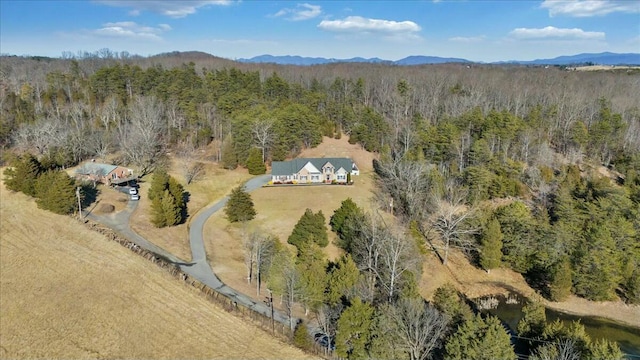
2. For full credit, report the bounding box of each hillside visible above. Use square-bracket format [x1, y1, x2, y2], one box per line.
[0, 179, 316, 359]
[203, 136, 640, 329]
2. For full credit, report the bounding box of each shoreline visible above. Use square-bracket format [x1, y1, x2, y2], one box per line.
[469, 287, 640, 330]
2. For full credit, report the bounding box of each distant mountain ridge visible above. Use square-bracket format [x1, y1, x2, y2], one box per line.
[238, 52, 640, 66]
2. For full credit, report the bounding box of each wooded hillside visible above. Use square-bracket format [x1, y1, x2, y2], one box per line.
[1, 51, 638, 359]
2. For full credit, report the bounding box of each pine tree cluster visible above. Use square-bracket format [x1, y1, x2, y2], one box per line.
[148, 169, 187, 227]
[288, 208, 328, 250]
[3, 154, 77, 215]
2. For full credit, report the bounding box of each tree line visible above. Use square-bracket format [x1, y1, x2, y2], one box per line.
[2, 52, 638, 358]
[225, 187, 626, 359]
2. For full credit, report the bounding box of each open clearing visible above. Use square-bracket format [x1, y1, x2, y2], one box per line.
[0, 181, 316, 359]
[128, 161, 252, 261]
[202, 136, 640, 328]
[204, 137, 377, 302]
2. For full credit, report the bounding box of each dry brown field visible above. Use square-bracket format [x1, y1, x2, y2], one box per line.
[573, 65, 640, 71]
[0, 180, 317, 359]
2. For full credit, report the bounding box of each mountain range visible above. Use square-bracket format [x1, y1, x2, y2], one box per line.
[238, 52, 639, 66]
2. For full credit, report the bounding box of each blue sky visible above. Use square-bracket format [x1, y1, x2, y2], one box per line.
[1, 0, 638, 62]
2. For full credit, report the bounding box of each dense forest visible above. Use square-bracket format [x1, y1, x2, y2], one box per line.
[1, 50, 638, 359]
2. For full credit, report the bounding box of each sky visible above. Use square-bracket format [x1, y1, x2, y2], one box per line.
[1, 0, 639, 62]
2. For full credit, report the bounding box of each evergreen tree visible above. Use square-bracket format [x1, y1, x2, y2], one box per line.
[168, 176, 186, 221]
[517, 300, 547, 340]
[224, 185, 256, 223]
[149, 171, 186, 227]
[445, 314, 516, 360]
[326, 254, 361, 306]
[293, 321, 313, 351]
[433, 283, 473, 327]
[162, 189, 181, 226]
[246, 147, 266, 175]
[148, 168, 169, 201]
[150, 195, 166, 227]
[623, 265, 640, 304]
[288, 209, 328, 249]
[330, 198, 364, 252]
[4, 154, 43, 197]
[480, 219, 503, 273]
[572, 223, 621, 301]
[335, 297, 374, 360]
[495, 201, 536, 273]
[549, 256, 572, 302]
[168, 177, 185, 209]
[34, 170, 77, 215]
[587, 338, 624, 360]
[221, 136, 238, 170]
[540, 320, 623, 359]
[296, 243, 327, 314]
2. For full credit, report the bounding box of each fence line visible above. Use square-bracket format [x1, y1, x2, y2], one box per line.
[79, 219, 296, 342]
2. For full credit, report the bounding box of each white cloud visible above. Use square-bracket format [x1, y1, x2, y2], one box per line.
[541, 0, 640, 17]
[318, 16, 421, 38]
[273, 3, 322, 21]
[93, 21, 171, 41]
[509, 26, 605, 40]
[449, 35, 486, 42]
[96, 1, 232, 18]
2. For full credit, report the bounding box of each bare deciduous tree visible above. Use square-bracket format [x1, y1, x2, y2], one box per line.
[530, 340, 580, 360]
[252, 118, 275, 163]
[243, 232, 277, 296]
[383, 298, 449, 360]
[428, 184, 477, 265]
[376, 226, 421, 302]
[121, 96, 166, 176]
[13, 118, 67, 155]
[374, 157, 434, 222]
[176, 139, 205, 184]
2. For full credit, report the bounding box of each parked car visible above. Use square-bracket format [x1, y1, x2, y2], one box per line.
[314, 332, 335, 351]
[130, 194, 140, 201]
[128, 187, 138, 195]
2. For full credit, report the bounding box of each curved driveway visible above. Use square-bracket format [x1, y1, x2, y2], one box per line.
[87, 174, 291, 327]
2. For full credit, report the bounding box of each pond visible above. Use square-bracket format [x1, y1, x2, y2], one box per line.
[477, 293, 640, 358]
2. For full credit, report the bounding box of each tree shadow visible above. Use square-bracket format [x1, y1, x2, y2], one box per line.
[80, 183, 100, 209]
[523, 267, 551, 299]
[180, 191, 191, 225]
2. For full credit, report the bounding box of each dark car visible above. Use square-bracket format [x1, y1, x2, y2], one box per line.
[314, 332, 335, 351]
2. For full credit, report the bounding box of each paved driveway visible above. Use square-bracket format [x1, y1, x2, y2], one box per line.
[86, 175, 291, 326]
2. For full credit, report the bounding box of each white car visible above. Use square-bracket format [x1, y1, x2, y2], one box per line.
[130, 194, 140, 201]
[128, 187, 138, 195]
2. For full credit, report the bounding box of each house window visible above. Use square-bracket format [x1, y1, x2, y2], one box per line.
[300, 175, 307, 181]
[312, 175, 320, 181]
[337, 175, 345, 180]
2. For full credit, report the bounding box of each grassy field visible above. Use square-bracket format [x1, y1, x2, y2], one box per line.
[0, 181, 317, 359]
[200, 137, 640, 329]
[128, 161, 253, 261]
[204, 136, 378, 303]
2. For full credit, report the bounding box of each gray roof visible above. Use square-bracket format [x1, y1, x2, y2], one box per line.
[271, 158, 357, 176]
[76, 163, 118, 176]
